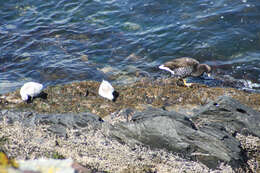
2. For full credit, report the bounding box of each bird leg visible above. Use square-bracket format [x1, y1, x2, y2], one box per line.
[183, 78, 194, 87]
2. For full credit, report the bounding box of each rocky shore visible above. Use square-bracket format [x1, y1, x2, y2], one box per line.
[0, 78, 260, 172]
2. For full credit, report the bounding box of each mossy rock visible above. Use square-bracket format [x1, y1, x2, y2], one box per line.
[0, 78, 260, 118]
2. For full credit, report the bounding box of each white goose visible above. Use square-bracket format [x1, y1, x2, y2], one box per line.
[98, 80, 118, 101]
[20, 82, 43, 102]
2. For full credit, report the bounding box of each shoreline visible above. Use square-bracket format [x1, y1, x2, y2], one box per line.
[0, 78, 260, 172]
[1, 77, 260, 116]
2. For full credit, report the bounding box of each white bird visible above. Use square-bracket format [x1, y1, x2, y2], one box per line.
[98, 80, 118, 101]
[20, 82, 43, 102]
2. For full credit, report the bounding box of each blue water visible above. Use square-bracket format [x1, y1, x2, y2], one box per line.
[1, 0, 260, 93]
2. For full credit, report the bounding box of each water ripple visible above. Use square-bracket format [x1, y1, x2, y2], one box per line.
[1, 0, 260, 93]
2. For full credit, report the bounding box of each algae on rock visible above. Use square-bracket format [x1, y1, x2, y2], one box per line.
[0, 78, 260, 118]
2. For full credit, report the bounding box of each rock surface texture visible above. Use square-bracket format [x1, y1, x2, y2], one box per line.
[191, 96, 260, 138]
[105, 96, 260, 170]
[0, 110, 103, 137]
[0, 96, 259, 172]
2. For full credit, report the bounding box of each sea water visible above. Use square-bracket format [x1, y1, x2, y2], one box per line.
[1, 0, 260, 93]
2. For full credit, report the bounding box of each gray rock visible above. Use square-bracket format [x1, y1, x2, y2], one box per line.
[0, 110, 103, 137]
[191, 96, 260, 137]
[0, 110, 33, 124]
[104, 97, 260, 169]
[1, 96, 259, 170]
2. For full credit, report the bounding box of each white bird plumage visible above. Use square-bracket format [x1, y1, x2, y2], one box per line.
[159, 64, 175, 75]
[98, 80, 115, 101]
[20, 82, 43, 101]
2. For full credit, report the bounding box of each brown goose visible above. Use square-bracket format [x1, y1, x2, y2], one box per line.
[159, 57, 211, 86]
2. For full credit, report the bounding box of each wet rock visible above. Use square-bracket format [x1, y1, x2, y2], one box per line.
[104, 97, 260, 169]
[123, 22, 141, 31]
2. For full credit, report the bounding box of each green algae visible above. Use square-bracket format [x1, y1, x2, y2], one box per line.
[46, 152, 66, 160]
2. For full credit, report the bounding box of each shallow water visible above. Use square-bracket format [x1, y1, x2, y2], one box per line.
[1, 0, 260, 93]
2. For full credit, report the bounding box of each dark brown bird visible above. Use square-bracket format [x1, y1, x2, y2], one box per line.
[159, 57, 211, 86]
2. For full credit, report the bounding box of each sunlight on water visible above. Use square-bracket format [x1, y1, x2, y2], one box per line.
[0, 0, 260, 93]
